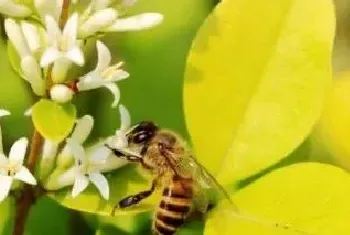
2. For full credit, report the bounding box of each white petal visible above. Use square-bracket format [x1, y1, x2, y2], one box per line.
[0, 176, 13, 202]
[119, 104, 131, 131]
[14, 167, 36, 185]
[106, 69, 129, 82]
[79, 8, 118, 38]
[71, 115, 94, 144]
[65, 47, 85, 66]
[21, 56, 45, 96]
[50, 84, 74, 103]
[24, 107, 32, 116]
[44, 15, 61, 46]
[88, 145, 110, 165]
[66, 138, 86, 164]
[40, 47, 62, 67]
[0, 154, 8, 167]
[9, 137, 28, 165]
[0, 1, 32, 17]
[104, 83, 120, 108]
[63, 13, 78, 49]
[20, 22, 41, 53]
[35, 0, 62, 22]
[88, 172, 109, 200]
[72, 173, 89, 197]
[105, 13, 164, 32]
[4, 19, 30, 57]
[42, 140, 59, 160]
[95, 40, 111, 72]
[77, 71, 104, 91]
[0, 110, 10, 117]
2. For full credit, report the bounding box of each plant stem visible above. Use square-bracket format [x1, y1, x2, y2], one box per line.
[13, 1, 71, 235]
[59, 0, 70, 29]
[13, 131, 42, 235]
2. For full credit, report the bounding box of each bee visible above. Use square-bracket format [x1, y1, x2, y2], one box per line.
[106, 121, 234, 235]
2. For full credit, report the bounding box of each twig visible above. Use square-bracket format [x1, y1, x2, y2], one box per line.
[13, 1, 71, 235]
[59, 0, 70, 29]
[13, 131, 42, 235]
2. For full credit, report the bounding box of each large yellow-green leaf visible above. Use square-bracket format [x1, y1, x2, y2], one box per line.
[205, 163, 350, 235]
[184, 0, 335, 184]
[314, 71, 350, 170]
[51, 165, 160, 216]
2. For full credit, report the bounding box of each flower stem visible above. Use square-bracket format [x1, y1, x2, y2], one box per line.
[13, 2, 71, 235]
[59, 0, 71, 29]
[13, 131, 43, 235]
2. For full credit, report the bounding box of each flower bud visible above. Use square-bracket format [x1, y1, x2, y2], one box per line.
[50, 84, 74, 103]
[21, 56, 45, 96]
[79, 8, 118, 38]
[0, 0, 32, 17]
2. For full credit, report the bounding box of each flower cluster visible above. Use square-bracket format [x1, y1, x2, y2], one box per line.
[0, 0, 163, 202]
[2, 0, 163, 106]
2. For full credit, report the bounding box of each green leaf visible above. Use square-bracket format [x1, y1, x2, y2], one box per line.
[184, 0, 335, 184]
[205, 163, 350, 235]
[51, 165, 159, 216]
[32, 99, 77, 142]
[0, 198, 14, 235]
[98, 212, 151, 234]
[7, 42, 25, 80]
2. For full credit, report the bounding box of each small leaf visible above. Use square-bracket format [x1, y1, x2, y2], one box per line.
[184, 0, 335, 184]
[7, 42, 25, 79]
[205, 163, 350, 235]
[50, 165, 159, 216]
[32, 99, 77, 142]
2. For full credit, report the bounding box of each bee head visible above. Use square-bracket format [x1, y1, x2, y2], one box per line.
[127, 121, 159, 145]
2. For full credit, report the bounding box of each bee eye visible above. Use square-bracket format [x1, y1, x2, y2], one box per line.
[133, 132, 151, 144]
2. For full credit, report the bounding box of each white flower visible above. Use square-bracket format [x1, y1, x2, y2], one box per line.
[79, 8, 118, 38]
[0, 0, 32, 17]
[44, 108, 130, 190]
[41, 13, 84, 82]
[34, 0, 62, 22]
[4, 19, 45, 96]
[77, 40, 129, 107]
[56, 115, 94, 168]
[0, 127, 37, 202]
[106, 104, 130, 151]
[66, 139, 110, 199]
[50, 84, 74, 103]
[104, 13, 163, 32]
[20, 21, 44, 54]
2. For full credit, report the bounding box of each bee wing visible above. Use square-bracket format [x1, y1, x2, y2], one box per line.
[174, 154, 237, 210]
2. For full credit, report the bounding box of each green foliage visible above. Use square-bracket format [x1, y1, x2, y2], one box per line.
[183, 0, 335, 185]
[31, 99, 77, 142]
[205, 163, 350, 235]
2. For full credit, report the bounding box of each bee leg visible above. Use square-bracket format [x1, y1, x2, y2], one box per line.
[112, 179, 158, 216]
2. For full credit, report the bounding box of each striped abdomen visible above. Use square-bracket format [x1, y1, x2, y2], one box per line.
[152, 175, 193, 235]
